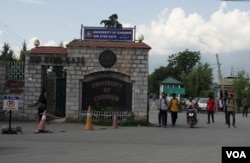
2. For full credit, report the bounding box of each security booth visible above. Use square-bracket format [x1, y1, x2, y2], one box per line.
[160, 77, 185, 100]
[24, 26, 151, 121]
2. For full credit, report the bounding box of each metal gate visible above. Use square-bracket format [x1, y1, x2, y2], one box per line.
[82, 77, 132, 111]
[44, 74, 66, 117]
[55, 78, 66, 117]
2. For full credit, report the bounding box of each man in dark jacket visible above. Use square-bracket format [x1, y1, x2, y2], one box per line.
[37, 89, 47, 121]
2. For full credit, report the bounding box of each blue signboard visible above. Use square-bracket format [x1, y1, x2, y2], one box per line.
[3, 95, 19, 110]
[3, 95, 19, 100]
[83, 27, 134, 41]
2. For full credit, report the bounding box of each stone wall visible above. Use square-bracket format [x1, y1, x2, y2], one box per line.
[0, 61, 6, 111]
[0, 61, 25, 120]
[23, 57, 43, 120]
[65, 45, 149, 120]
[23, 40, 151, 120]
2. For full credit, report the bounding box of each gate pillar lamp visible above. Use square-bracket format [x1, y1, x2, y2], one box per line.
[34, 39, 40, 47]
[137, 34, 144, 43]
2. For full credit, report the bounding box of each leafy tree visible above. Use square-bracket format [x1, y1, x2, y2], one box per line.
[59, 41, 64, 47]
[231, 70, 250, 111]
[19, 41, 27, 62]
[167, 49, 201, 79]
[232, 70, 250, 99]
[180, 63, 213, 97]
[149, 49, 201, 95]
[100, 14, 122, 28]
[149, 66, 170, 95]
[0, 43, 16, 61]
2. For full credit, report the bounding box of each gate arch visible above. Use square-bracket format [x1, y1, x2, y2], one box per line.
[82, 71, 132, 111]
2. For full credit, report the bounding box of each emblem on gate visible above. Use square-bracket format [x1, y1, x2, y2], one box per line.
[99, 50, 117, 68]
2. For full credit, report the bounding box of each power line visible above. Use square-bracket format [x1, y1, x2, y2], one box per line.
[0, 20, 24, 57]
[0, 28, 21, 46]
[0, 19, 24, 43]
[0, 19, 25, 52]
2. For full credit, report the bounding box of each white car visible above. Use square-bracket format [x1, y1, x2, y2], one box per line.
[197, 98, 208, 113]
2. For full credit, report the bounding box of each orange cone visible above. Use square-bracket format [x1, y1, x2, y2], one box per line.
[84, 106, 93, 130]
[112, 112, 118, 129]
[38, 110, 46, 132]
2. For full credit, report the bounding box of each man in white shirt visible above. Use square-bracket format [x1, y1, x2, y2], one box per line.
[158, 92, 168, 128]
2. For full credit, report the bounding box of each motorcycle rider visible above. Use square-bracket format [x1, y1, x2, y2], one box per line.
[185, 96, 198, 122]
[186, 96, 196, 110]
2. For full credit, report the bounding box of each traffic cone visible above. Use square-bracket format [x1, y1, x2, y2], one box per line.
[112, 112, 118, 129]
[38, 110, 46, 132]
[84, 106, 93, 130]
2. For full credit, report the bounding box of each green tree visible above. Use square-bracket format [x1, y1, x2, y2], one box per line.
[149, 49, 201, 95]
[59, 41, 64, 47]
[0, 43, 16, 61]
[167, 49, 201, 79]
[149, 66, 170, 95]
[19, 41, 27, 62]
[232, 70, 250, 99]
[100, 14, 123, 28]
[180, 63, 213, 97]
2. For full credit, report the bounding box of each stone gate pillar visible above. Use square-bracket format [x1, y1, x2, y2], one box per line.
[65, 40, 151, 120]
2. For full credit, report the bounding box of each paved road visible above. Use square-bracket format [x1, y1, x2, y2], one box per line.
[1, 110, 250, 163]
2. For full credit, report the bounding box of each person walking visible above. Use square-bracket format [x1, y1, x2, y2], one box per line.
[206, 95, 216, 124]
[158, 92, 168, 128]
[36, 88, 47, 121]
[218, 97, 224, 111]
[227, 94, 237, 128]
[169, 93, 179, 127]
[224, 91, 229, 125]
[242, 95, 248, 117]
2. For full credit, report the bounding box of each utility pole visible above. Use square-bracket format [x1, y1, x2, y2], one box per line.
[216, 53, 225, 98]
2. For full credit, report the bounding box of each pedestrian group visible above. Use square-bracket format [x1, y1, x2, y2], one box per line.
[158, 92, 248, 128]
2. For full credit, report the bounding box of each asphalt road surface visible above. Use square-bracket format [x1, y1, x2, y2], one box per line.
[1, 110, 250, 163]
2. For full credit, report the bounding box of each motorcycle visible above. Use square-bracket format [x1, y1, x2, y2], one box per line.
[186, 108, 198, 128]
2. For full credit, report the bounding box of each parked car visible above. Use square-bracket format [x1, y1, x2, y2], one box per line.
[180, 98, 188, 111]
[180, 98, 187, 106]
[197, 97, 209, 113]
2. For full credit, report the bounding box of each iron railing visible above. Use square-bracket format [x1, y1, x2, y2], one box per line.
[80, 110, 134, 121]
[5, 61, 24, 80]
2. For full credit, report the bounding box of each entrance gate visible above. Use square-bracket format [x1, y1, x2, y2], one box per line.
[24, 38, 150, 120]
[82, 77, 132, 111]
[44, 75, 66, 117]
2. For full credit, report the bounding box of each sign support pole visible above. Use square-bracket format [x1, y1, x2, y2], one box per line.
[2, 95, 19, 134]
[8, 110, 12, 133]
[2, 110, 17, 134]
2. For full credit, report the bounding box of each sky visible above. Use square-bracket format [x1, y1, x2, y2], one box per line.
[0, 0, 250, 82]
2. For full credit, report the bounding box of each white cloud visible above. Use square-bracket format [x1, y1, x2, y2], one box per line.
[138, 4, 250, 56]
[11, 38, 68, 59]
[27, 37, 61, 49]
[43, 40, 57, 46]
[136, 3, 250, 76]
